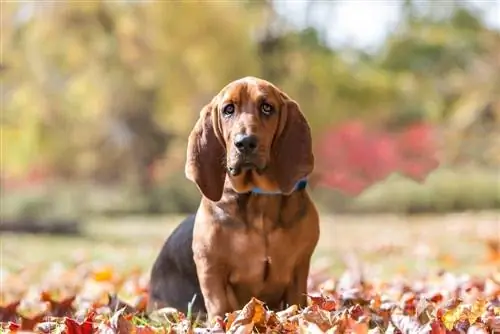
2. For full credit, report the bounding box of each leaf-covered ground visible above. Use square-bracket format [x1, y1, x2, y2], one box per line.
[2, 212, 500, 333]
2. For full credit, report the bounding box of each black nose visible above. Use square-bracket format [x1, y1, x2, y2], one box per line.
[234, 134, 258, 153]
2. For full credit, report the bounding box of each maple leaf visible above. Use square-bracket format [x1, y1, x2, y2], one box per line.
[40, 291, 76, 317]
[415, 298, 433, 324]
[64, 309, 96, 334]
[226, 297, 267, 334]
[20, 313, 47, 331]
[400, 292, 417, 316]
[468, 299, 487, 325]
[2, 321, 20, 331]
[92, 265, 116, 283]
[308, 294, 337, 311]
[427, 291, 444, 304]
[441, 305, 462, 331]
[8, 257, 500, 334]
[301, 305, 334, 332]
[107, 307, 135, 334]
[0, 300, 20, 322]
[429, 319, 447, 334]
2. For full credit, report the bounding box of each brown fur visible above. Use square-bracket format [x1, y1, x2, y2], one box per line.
[148, 77, 320, 322]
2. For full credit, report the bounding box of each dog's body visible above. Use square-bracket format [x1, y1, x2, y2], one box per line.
[148, 214, 206, 314]
[148, 77, 320, 321]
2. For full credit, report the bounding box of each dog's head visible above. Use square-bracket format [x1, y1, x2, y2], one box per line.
[185, 77, 314, 202]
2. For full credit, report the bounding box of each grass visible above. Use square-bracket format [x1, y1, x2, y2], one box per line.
[3, 167, 500, 223]
[2, 211, 500, 282]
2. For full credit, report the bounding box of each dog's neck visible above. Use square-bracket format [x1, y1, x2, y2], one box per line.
[250, 178, 308, 195]
[207, 177, 310, 231]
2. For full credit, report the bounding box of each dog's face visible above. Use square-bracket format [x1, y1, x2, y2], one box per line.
[218, 77, 282, 179]
[185, 77, 314, 202]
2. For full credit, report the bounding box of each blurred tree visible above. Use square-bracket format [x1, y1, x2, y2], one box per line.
[377, 1, 500, 167]
[3, 0, 262, 190]
[2, 0, 499, 215]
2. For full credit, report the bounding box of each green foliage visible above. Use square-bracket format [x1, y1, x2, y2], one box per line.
[3, 0, 500, 217]
[1, 184, 85, 221]
[314, 167, 500, 214]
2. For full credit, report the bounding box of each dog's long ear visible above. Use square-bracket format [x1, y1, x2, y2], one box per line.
[185, 99, 226, 202]
[273, 92, 314, 194]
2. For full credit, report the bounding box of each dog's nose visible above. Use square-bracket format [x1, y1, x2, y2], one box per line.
[234, 134, 258, 154]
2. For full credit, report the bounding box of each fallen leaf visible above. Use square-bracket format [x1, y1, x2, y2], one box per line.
[226, 298, 266, 334]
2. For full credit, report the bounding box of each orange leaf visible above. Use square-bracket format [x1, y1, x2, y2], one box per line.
[308, 294, 337, 311]
[92, 266, 115, 282]
[226, 297, 267, 333]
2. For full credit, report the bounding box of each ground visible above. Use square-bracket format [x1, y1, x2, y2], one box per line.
[2, 211, 500, 333]
[2, 211, 500, 279]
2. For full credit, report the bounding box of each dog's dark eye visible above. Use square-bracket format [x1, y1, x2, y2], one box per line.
[222, 104, 235, 116]
[261, 103, 274, 115]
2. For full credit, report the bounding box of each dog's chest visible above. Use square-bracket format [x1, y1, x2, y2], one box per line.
[228, 221, 302, 292]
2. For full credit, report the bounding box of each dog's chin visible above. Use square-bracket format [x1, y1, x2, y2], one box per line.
[227, 162, 266, 177]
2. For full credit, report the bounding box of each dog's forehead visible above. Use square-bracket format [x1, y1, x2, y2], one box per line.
[219, 77, 278, 101]
[236, 76, 270, 87]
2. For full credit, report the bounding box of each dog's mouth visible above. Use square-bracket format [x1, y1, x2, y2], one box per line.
[227, 161, 266, 177]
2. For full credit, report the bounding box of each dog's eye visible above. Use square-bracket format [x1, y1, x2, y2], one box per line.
[222, 104, 235, 116]
[261, 103, 274, 115]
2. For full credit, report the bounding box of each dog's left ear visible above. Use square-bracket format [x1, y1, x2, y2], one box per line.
[273, 92, 314, 194]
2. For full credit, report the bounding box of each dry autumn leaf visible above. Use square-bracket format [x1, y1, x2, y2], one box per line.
[3, 265, 500, 333]
[226, 297, 266, 333]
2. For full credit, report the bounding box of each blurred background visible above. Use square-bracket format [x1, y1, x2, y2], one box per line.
[1, 0, 500, 280]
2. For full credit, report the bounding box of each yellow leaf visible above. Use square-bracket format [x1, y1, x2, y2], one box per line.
[469, 299, 487, 325]
[442, 307, 460, 331]
[92, 266, 114, 282]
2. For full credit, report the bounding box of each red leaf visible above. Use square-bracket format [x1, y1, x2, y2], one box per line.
[0, 300, 20, 322]
[40, 292, 76, 317]
[65, 317, 94, 334]
[20, 314, 46, 331]
[5, 321, 20, 331]
[308, 294, 337, 311]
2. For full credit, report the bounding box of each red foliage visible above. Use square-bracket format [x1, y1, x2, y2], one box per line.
[3, 121, 440, 197]
[64, 310, 95, 334]
[315, 121, 440, 195]
[2, 164, 51, 190]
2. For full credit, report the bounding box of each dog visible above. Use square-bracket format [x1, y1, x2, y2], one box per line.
[148, 77, 320, 322]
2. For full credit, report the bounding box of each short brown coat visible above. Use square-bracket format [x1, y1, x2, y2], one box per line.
[148, 77, 320, 321]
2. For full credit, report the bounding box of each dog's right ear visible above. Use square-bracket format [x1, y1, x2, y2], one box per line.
[185, 99, 226, 202]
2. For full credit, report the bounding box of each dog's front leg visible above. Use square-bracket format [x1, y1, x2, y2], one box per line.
[195, 258, 233, 322]
[284, 257, 311, 309]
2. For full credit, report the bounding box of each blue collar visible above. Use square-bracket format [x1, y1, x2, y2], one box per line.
[251, 178, 308, 195]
